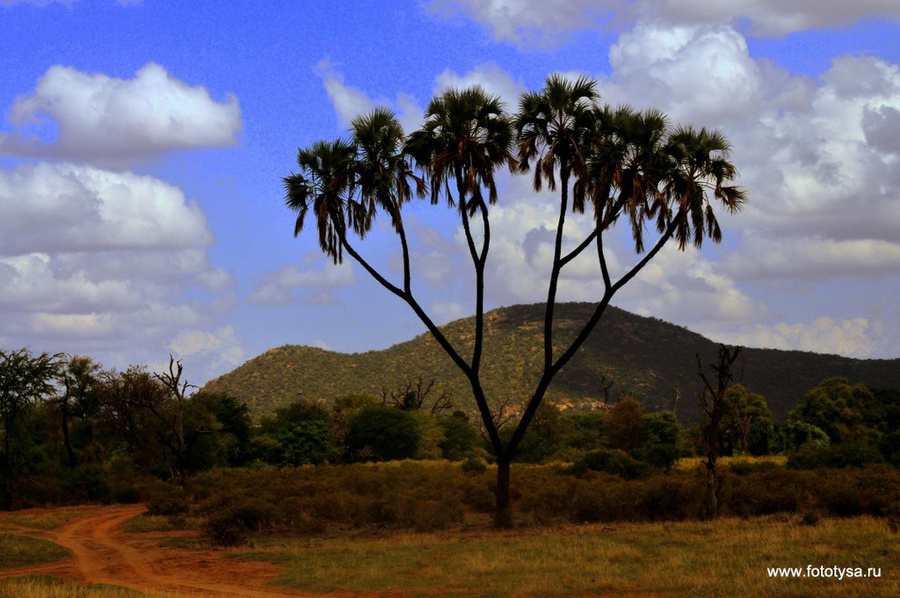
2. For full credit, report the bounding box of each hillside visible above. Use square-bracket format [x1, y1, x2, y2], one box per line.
[202, 303, 900, 423]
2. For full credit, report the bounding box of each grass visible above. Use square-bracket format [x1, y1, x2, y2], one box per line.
[0, 509, 89, 531]
[675, 454, 789, 471]
[121, 515, 200, 534]
[235, 515, 899, 597]
[0, 536, 69, 570]
[0, 577, 180, 598]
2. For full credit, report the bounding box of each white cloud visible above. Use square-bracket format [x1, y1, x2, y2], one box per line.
[603, 23, 764, 122]
[0, 63, 241, 164]
[428, 0, 900, 44]
[315, 62, 424, 134]
[247, 260, 355, 305]
[315, 61, 375, 128]
[0, 162, 233, 381]
[723, 317, 880, 358]
[428, 0, 610, 46]
[169, 325, 244, 369]
[0, 163, 211, 255]
[434, 63, 526, 109]
[724, 237, 900, 281]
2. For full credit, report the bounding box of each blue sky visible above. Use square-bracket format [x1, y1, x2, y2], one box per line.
[1, 0, 899, 385]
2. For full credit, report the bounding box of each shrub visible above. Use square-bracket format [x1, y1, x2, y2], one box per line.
[788, 441, 884, 469]
[145, 487, 190, 517]
[460, 457, 488, 475]
[201, 497, 276, 546]
[114, 486, 141, 504]
[569, 449, 652, 480]
[61, 464, 112, 503]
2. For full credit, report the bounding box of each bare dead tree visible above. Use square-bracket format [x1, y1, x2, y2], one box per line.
[598, 374, 615, 403]
[381, 375, 453, 415]
[697, 344, 742, 519]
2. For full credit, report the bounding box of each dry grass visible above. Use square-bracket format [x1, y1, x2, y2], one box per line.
[237, 514, 899, 597]
[0, 578, 187, 598]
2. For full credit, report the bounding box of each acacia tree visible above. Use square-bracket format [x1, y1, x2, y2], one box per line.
[284, 74, 745, 526]
[57, 355, 103, 467]
[0, 349, 61, 509]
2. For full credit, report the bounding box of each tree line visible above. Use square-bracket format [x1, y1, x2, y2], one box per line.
[2, 346, 897, 512]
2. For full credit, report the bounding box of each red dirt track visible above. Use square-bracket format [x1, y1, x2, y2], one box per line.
[0, 504, 338, 597]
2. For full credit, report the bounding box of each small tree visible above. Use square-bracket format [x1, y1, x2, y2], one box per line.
[285, 74, 745, 526]
[57, 355, 103, 467]
[0, 349, 62, 509]
[696, 344, 741, 519]
[343, 405, 419, 462]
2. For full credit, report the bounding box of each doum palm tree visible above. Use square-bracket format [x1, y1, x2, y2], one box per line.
[284, 75, 745, 527]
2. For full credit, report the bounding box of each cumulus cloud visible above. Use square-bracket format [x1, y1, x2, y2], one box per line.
[434, 63, 527, 109]
[169, 325, 244, 370]
[0, 162, 235, 381]
[722, 317, 881, 358]
[724, 237, 900, 281]
[0, 163, 212, 256]
[0, 63, 241, 164]
[429, 0, 610, 46]
[247, 260, 355, 305]
[603, 23, 764, 122]
[428, 0, 900, 44]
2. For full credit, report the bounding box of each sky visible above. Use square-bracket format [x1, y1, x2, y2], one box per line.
[1, 0, 899, 385]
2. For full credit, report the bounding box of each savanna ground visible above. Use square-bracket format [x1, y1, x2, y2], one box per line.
[1, 474, 898, 598]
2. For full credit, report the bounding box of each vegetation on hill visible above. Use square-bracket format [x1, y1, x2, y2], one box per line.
[203, 302, 900, 423]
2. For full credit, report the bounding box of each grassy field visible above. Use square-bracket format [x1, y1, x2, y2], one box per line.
[234, 515, 899, 597]
[0, 578, 150, 598]
[0, 536, 69, 571]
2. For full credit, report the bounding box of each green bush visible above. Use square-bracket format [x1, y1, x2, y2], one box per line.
[460, 457, 488, 475]
[61, 464, 112, 503]
[788, 440, 884, 469]
[145, 487, 190, 517]
[344, 406, 420, 462]
[569, 449, 652, 480]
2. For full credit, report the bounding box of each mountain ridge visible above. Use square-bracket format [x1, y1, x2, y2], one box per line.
[203, 303, 900, 423]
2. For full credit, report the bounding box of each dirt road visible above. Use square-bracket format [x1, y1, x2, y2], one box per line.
[0, 504, 328, 597]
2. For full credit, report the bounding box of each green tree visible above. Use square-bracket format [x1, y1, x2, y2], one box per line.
[57, 355, 103, 467]
[438, 411, 482, 460]
[343, 405, 419, 462]
[284, 75, 745, 526]
[96, 366, 170, 477]
[790, 377, 879, 445]
[279, 420, 335, 465]
[638, 410, 683, 471]
[722, 384, 774, 456]
[0, 349, 62, 509]
[602, 396, 646, 452]
[185, 391, 252, 470]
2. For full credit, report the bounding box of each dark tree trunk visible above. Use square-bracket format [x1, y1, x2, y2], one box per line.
[495, 456, 512, 529]
[61, 402, 76, 467]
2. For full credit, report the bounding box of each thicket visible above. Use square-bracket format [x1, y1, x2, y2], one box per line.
[144, 460, 900, 545]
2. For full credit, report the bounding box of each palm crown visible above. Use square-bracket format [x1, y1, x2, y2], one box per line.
[404, 86, 515, 212]
[284, 109, 420, 264]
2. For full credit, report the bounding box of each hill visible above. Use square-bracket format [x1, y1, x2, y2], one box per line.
[202, 303, 900, 423]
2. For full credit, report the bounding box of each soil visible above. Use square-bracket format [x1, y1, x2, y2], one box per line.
[0, 504, 351, 597]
